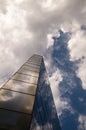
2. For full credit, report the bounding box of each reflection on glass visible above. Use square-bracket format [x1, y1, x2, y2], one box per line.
[0, 109, 31, 130]
[0, 54, 43, 130]
[27, 58, 42, 65]
[28, 59, 41, 63]
[25, 63, 40, 69]
[12, 73, 38, 85]
[3, 80, 37, 95]
[18, 68, 39, 77]
[0, 89, 35, 114]
[21, 66, 40, 72]
[29, 56, 42, 63]
[30, 60, 61, 130]
[0, 55, 60, 130]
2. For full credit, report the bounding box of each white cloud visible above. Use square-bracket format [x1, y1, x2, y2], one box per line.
[46, 34, 54, 48]
[48, 68, 75, 116]
[68, 29, 86, 60]
[0, 1, 86, 122]
[49, 69, 66, 116]
[68, 26, 86, 90]
[78, 115, 86, 130]
[77, 60, 86, 90]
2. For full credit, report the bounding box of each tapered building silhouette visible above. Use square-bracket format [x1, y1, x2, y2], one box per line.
[0, 55, 61, 130]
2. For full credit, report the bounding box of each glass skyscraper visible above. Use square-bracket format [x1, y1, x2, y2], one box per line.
[0, 54, 61, 130]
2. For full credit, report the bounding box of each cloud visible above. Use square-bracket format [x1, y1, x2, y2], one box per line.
[78, 115, 86, 130]
[49, 69, 64, 115]
[68, 26, 86, 90]
[76, 59, 86, 90]
[0, 0, 86, 86]
[68, 29, 86, 60]
[0, 0, 86, 129]
[45, 30, 86, 130]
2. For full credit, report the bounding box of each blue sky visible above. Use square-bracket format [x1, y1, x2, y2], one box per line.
[0, 0, 86, 129]
[44, 30, 86, 130]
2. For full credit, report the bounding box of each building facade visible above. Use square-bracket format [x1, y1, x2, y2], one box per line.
[0, 55, 61, 130]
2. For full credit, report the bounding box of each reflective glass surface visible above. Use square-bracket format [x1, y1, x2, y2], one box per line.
[30, 60, 61, 130]
[25, 63, 40, 69]
[0, 109, 31, 130]
[28, 59, 41, 63]
[27, 61, 41, 66]
[29, 56, 42, 63]
[0, 89, 35, 114]
[2, 80, 37, 95]
[27, 56, 42, 65]
[12, 73, 38, 85]
[20, 65, 40, 72]
[0, 54, 43, 130]
[18, 68, 39, 77]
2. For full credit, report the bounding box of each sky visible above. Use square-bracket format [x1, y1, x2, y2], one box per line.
[0, 0, 86, 130]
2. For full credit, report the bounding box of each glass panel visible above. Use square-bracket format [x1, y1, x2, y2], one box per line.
[27, 58, 42, 65]
[30, 60, 61, 130]
[29, 58, 42, 63]
[3, 80, 37, 95]
[27, 61, 41, 66]
[25, 62, 40, 67]
[0, 89, 35, 114]
[29, 56, 42, 61]
[12, 73, 38, 85]
[18, 69, 39, 77]
[21, 66, 40, 72]
[0, 109, 31, 130]
[30, 55, 42, 59]
[26, 55, 42, 66]
[24, 63, 40, 69]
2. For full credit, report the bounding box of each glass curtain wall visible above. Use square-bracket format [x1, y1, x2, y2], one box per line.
[30, 58, 61, 130]
[0, 54, 61, 130]
[0, 55, 42, 130]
